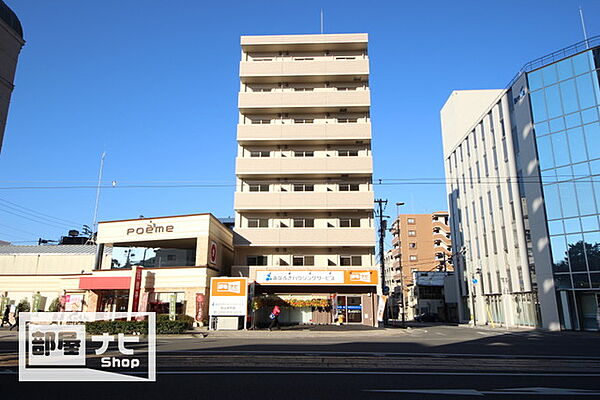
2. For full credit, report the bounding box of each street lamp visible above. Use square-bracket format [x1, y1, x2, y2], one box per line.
[395, 202, 405, 325]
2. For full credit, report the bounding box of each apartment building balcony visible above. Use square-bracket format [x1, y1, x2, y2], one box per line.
[234, 227, 375, 247]
[390, 248, 400, 258]
[432, 221, 450, 231]
[234, 191, 374, 211]
[236, 122, 371, 143]
[391, 235, 400, 246]
[240, 58, 369, 81]
[433, 232, 451, 244]
[235, 156, 373, 177]
[238, 90, 370, 113]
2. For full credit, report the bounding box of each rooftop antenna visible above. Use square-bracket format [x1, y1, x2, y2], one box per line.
[92, 151, 106, 233]
[579, 6, 589, 48]
[320, 9, 324, 34]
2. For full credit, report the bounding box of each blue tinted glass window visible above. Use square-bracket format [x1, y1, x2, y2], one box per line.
[572, 162, 590, 178]
[584, 231, 600, 271]
[560, 182, 579, 218]
[536, 135, 554, 170]
[557, 58, 574, 80]
[581, 216, 600, 232]
[551, 132, 570, 166]
[551, 235, 569, 272]
[560, 79, 579, 114]
[548, 219, 564, 235]
[544, 184, 562, 219]
[576, 181, 597, 215]
[572, 273, 590, 288]
[567, 233, 587, 271]
[549, 117, 565, 132]
[545, 85, 563, 118]
[555, 274, 572, 288]
[592, 273, 600, 286]
[528, 70, 544, 91]
[581, 107, 599, 124]
[576, 74, 598, 109]
[542, 64, 559, 86]
[541, 168, 557, 182]
[584, 123, 600, 159]
[564, 217, 582, 233]
[590, 159, 600, 175]
[530, 91, 547, 121]
[565, 112, 582, 128]
[567, 127, 587, 163]
[535, 121, 550, 135]
[572, 52, 591, 75]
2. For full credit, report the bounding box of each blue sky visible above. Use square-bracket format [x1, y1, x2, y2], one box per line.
[1, 0, 600, 244]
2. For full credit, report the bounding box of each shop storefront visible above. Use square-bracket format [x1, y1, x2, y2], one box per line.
[249, 269, 379, 327]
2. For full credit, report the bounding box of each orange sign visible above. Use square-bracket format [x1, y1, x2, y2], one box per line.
[210, 278, 247, 297]
[344, 270, 378, 285]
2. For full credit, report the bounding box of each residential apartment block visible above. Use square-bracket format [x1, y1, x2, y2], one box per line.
[441, 37, 600, 331]
[389, 212, 453, 319]
[232, 33, 378, 326]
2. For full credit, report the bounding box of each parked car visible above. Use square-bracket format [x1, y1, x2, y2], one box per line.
[414, 312, 439, 322]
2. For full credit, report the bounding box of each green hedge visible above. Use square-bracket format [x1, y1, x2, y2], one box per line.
[86, 314, 195, 335]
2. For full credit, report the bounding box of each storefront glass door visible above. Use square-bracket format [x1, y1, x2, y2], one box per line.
[337, 295, 363, 324]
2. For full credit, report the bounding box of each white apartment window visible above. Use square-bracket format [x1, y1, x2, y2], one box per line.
[338, 149, 359, 157]
[294, 150, 314, 157]
[247, 256, 268, 266]
[293, 184, 314, 192]
[339, 218, 361, 228]
[407, 218, 415, 224]
[408, 230, 416, 236]
[292, 255, 314, 266]
[339, 183, 360, 191]
[248, 218, 268, 228]
[340, 255, 362, 266]
[251, 119, 271, 124]
[337, 118, 358, 123]
[293, 118, 314, 124]
[409, 243, 416, 249]
[293, 218, 314, 228]
[249, 184, 269, 192]
[409, 255, 418, 261]
[293, 88, 314, 92]
[250, 150, 270, 157]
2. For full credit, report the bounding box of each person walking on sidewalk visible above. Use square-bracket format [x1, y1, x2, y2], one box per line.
[1, 305, 10, 327]
[268, 305, 281, 331]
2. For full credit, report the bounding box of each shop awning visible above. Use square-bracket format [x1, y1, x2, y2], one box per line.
[79, 276, 131, 290]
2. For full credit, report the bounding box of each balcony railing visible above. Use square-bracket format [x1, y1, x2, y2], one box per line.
[234, 191, 374, 211]
[235, 156, 373, 176]
[237, 122, 371, 142]
[238, 90, 370, 111]
[234, 227, 375, 246]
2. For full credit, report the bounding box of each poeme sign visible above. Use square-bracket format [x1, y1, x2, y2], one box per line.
[126, 223, 174, 236]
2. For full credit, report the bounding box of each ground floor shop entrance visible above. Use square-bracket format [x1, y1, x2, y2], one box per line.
[252, 285, 376, 327]
[558, 290, 600, 331]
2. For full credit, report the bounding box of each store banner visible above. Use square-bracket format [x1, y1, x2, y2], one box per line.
[169, 293, 177, 321]
[255, 270, 378, 285]
[131, 266, 143, 312]
[209, 277, 248, 316]
[195, 293, 205, 322]
[32, 293, 42, 312]
[377, 295, 388, 322]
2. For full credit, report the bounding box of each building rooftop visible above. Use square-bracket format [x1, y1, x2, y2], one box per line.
[0, 1, 22, 38]
[0, 245, 108, 255]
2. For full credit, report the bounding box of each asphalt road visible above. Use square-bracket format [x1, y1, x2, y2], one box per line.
[1, 324, 599, 399]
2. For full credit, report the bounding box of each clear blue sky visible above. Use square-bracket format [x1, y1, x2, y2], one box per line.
[1, 0, 599, 244]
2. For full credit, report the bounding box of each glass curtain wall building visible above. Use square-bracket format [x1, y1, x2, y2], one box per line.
[441, 37, 600, 331]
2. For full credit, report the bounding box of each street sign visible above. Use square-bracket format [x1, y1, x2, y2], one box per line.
[472, 278, 478, 284]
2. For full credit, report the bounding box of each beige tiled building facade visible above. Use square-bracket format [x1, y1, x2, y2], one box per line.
[232, 34, 378, 326]
[389, 212, 453, 319]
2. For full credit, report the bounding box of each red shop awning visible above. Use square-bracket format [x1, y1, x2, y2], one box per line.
[79, 276, 131, 290]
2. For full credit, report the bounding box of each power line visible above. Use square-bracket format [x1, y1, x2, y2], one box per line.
[0, 222, 38, 237]
[0, 205, 72, 230]
[0, 197, 83, 226]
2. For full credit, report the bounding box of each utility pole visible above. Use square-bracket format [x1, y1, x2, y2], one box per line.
[374, 199, 389, 324]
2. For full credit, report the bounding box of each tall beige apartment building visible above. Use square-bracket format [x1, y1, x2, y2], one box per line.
[232, 33, 378, 326]
[390, 212, 453, 297]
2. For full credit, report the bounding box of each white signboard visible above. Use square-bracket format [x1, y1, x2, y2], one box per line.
[208, 278, 248, 316]
[256, 270, 344, 284]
